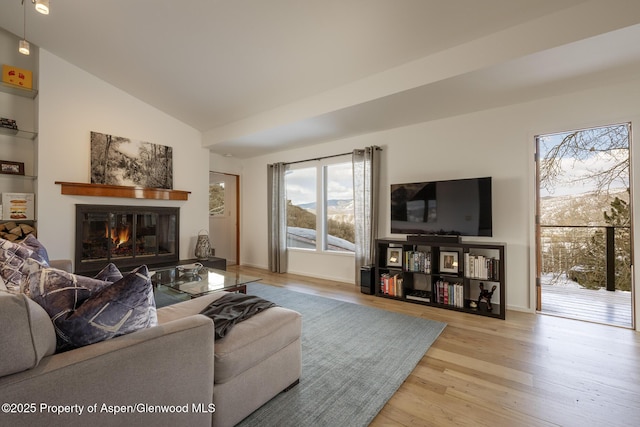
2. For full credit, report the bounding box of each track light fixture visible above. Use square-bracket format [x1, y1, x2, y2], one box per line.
[18, 0, 50, 55]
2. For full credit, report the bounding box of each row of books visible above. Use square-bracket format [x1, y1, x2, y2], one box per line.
[433, 280, 465, 308]
[404, 250, 431, 273]
[380, 273, 403, 297]
[464, 253, 500, 281]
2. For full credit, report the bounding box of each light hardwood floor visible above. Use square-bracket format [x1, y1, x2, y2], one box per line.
[230, 265, 640, 427]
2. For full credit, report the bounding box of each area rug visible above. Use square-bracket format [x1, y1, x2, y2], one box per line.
[237, 283, 446, 427]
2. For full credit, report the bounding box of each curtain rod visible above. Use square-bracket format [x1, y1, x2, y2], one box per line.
[283, 146, 382, 166]
[284, 152, 351, 166]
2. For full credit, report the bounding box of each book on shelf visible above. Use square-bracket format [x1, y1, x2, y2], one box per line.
[380, 273, 403, 297]
[404, 250, 431, 273]
[464, 253, 500, 281]
[434, 279, 464, 308]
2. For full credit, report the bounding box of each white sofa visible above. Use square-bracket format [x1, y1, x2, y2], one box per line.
[0, 265, 302, 427]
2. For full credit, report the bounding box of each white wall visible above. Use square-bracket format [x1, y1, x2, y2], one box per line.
[37, 50, 209, 265]
[239, 77, 640, 316]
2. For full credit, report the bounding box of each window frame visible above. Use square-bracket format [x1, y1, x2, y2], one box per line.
[286, 155, 354, 255]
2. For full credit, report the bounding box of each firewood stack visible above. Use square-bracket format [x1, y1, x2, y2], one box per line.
[0, 222, 36, 241]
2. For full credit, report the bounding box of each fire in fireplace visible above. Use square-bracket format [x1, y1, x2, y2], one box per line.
[75, 205, 179, 274]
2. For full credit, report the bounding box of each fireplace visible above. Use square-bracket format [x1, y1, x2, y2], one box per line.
[75, 204, 179, 274]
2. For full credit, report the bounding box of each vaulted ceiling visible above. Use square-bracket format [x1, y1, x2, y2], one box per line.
[1, 0, 640, 158]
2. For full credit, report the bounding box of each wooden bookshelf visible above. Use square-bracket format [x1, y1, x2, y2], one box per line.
[375, 237, 506, 319]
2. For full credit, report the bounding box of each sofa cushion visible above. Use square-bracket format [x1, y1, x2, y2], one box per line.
[52, 265, 158, 351]
[158, 291, 302, 384]
[0, 237, 46, 294]
[0, 292, 56, 377]
[213, 305, 301, 384]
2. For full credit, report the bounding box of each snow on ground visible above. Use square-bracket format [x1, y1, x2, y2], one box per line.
[541, 273, 631, 294]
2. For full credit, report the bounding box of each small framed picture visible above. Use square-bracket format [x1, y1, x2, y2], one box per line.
[386, 247, 403, 267]
[0, 160, 25, 175]
[439, 251, 459, 274]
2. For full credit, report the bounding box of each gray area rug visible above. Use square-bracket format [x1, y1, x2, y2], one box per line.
[238, 283, 446, 427]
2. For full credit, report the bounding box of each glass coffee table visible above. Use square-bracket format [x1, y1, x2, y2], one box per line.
[154, 267, 261, 298]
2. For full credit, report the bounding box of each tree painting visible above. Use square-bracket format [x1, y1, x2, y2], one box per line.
[90, 131, 173, 189]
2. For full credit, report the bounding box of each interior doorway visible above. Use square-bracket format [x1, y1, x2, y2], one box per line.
[209, 171, 239, 266]
[535, 123, 633, 328]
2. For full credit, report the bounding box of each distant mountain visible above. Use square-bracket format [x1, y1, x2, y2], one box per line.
[540, 189, 628, 226]
[297, 199, 353, 210]
[296, 199, 354, 224]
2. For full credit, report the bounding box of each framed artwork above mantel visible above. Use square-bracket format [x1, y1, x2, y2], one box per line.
[90, 131, 173, 189]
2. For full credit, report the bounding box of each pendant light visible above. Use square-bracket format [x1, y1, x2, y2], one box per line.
[18, 0, 51, 55]
[19, 0, 29, 55]
[34, 0, 49, 15]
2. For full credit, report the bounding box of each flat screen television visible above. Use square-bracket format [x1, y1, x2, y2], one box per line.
[390, 177, 492, 236]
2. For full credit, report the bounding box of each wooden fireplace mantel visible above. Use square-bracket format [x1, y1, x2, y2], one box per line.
[55, 182, 191, 201]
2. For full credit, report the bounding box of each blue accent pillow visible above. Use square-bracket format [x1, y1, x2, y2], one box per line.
[28, 263, 113, 321]
[29, 264, 157, 352]
[93, 263, 123, 282]
[18, 234, 50, 265]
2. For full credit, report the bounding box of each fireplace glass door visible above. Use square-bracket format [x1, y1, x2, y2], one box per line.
[76, 205, 179, 274]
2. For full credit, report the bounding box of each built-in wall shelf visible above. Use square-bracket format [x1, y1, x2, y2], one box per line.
[55, 181, 191, 200]
[0, 82, 38, 99]
[0, 127, 37, 140]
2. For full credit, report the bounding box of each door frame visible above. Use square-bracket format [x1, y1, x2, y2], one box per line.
[533, 122, 634, 327]
[210, 171, 240, 265]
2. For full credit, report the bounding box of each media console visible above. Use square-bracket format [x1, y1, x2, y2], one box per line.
[374, 237, 506, 319]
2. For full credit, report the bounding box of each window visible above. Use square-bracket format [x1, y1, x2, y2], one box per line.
[286, 167, 317, 249]
[209, 181, 225, 216]
[325, 162, 355, 252]
[285, 157, 355, 253]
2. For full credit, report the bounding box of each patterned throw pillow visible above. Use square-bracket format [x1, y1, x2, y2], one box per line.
[28, 262, 113, 322]
[18, 234, 50, 265]
[93, 263, 123, 282]
[0, 238, 46, 294]
[30, 264, 157, 351]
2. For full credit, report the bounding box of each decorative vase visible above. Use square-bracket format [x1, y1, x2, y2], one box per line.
[195, 230, 211, 260]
